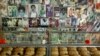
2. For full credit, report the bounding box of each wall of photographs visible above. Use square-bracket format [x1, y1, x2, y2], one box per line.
[0, 0, 100, 46]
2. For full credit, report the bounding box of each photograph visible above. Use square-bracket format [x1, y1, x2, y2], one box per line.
[60, 33, 68, 44]
[49, 17, 59, 28]
[95, 0, 100, 13]
[2, 27, 17, 31]
[87, 0, 95, 22]
[8, 0, 28, 6]
[59, 19, 66, 27]
[20, 0, 28, 5]
[29, 18, 39, 27]
[2, 17, 17, 27]
[74, 8, 87, 31]
[8, 0, 16, 5]
[28, 32, 48, 44]
[39, 18, 49, 27]
[2, 17, 29, 30]
[76, 33, 85, 44]
[30, 0, 39, 3]
[67, 7, 75, 17]
[90, 33, 100, 44]
[8, 6, 18, 17]
[40, 0, 50, 5]
[51, 0, 59, 7]
[60, 7, 67, 19]
[70, 15, 77, 28]
[65, 17, 71, 28]
[67, 33, 77, 44]
[46, 5, 53, 17]
[51, 33, 60, 44]
[92, 14, 100, 32]
[29, 4, 39, 18]
[39, 4, 46, 17]
[59, 0, 77, 7]
[76, 0, 87, 5]
[17, 18, 29, 28]
[0, 0, 7, 17]
[92, 21, 100, 32]
[54, 7, 60, 17]
[3, 33, 17, 44]
[17, 5, 28, 17]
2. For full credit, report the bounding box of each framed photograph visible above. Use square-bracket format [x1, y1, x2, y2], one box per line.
[65, 17, 71, 27]
[51, 0, 59, 7]
[0, 0, 7, 17]
[2, 17, 17, 27]
[87, 0, 95, 22]
[70, 16, 77, 28]
[40, 0, 50, 5]
[3, 33, 17, 44]
[17, 5, 28, 17]
[39, 5, 46, 17]
[29, 4, 39, 18]
[49, 18, 59, 28]
[67, 33, 77, 44]
[15, 33, 30, 43]
[17, 18, 29, 27]
[39, 18, 49, 27]
[77, 0, 87, 5]
[46, 5, 53, 17]
[59, 19, 66, 27]
[67, 7, 75, 17]
[8, 0, 28, 5]
[30, 0, 39, 3]
[59, 0, 76, 7]
[95, 0, 100, 13]
[29, 18, 39, 27]
[8, 0, 16, 5]
[28, 32, 48, 44]
[91, 33, 100, 44]
[21, 0, 28, 5]
[8, 6, 17, 17]
[60, 33, 68, 44]
[51, 33, 60, 44]
[76, 33, 85, 44]
[54, 7, 60, 17]
[60, 7, 67, 19]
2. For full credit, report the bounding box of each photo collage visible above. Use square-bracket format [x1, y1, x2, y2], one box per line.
[1, 0, 100, 32]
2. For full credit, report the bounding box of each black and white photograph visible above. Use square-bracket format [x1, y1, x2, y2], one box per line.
[8, 6, 18, 17]
[39, 18, 49, 27]
[29, 4, 39, 18]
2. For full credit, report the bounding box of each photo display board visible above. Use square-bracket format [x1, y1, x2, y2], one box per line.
[0, 0, 100, 45]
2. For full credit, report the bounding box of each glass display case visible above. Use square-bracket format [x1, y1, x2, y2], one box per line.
[0, 0, 100, 56]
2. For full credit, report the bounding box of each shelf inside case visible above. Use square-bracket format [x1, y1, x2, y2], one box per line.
[3, 32, 49, 45]
[50, 32, 100, 45]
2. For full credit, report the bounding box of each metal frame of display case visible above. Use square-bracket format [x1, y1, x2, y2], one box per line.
[0, 31, 100, 56]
